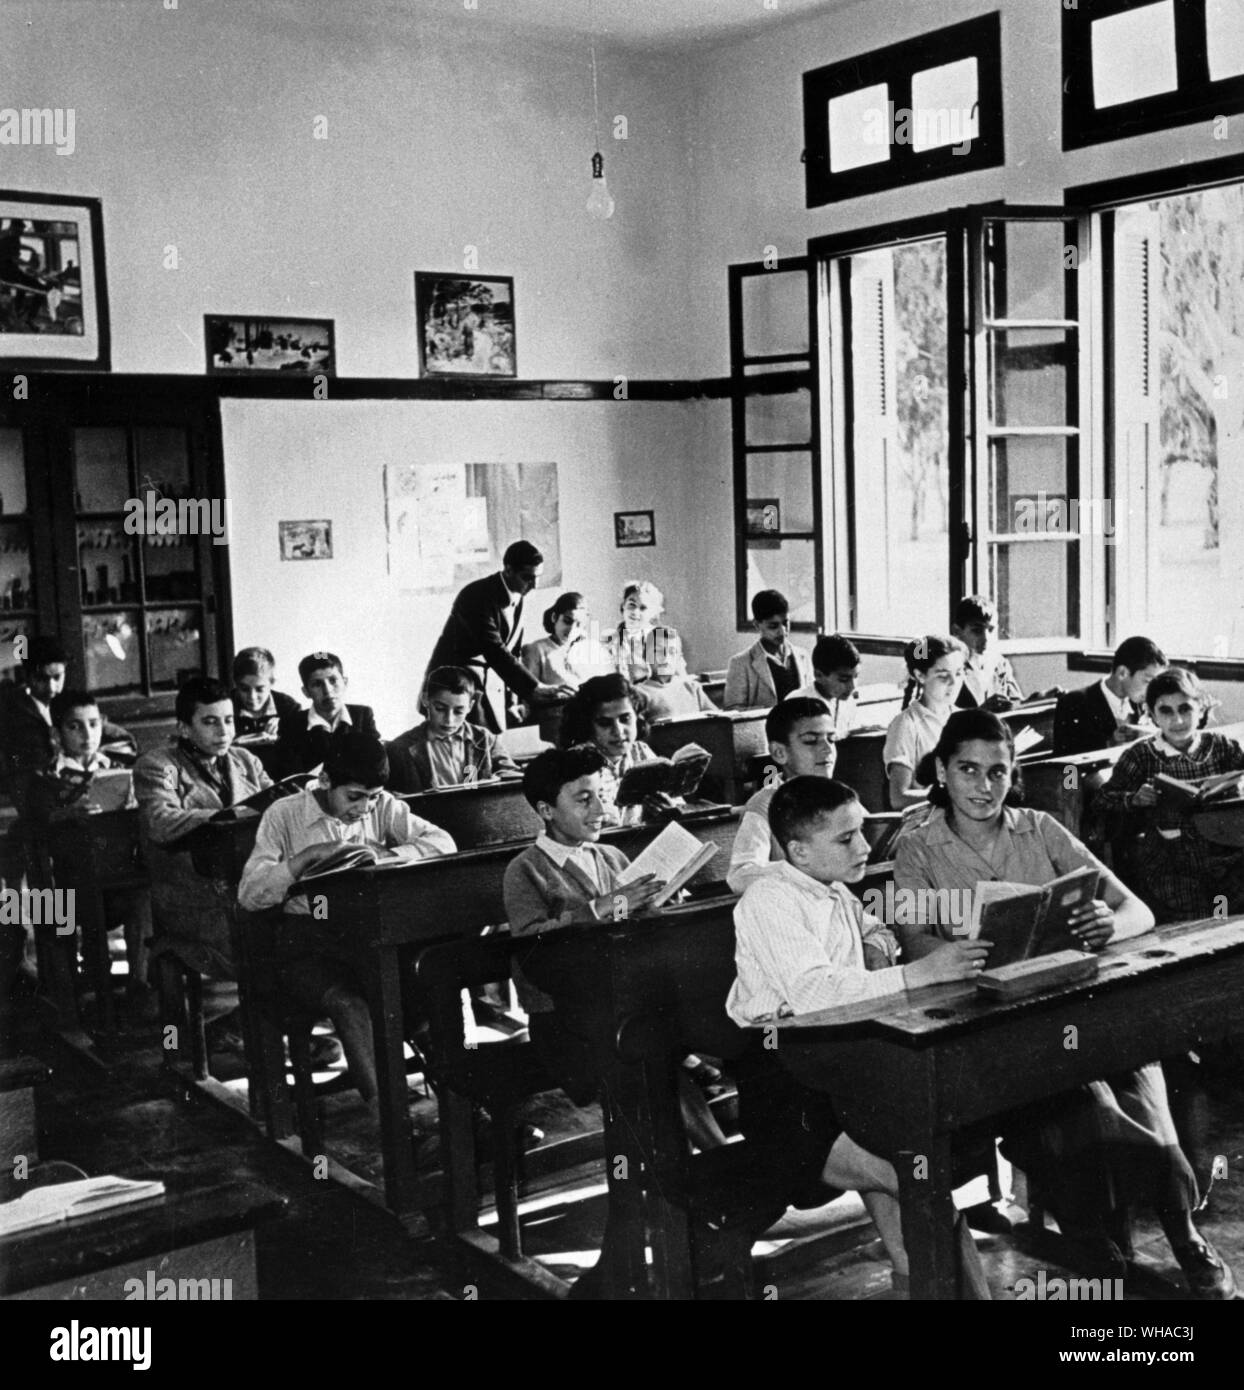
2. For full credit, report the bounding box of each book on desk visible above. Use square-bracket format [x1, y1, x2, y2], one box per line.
[968, 864, 1100, 967]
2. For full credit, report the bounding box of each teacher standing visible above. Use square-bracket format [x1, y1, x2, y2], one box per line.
[424, 539, 574, 732]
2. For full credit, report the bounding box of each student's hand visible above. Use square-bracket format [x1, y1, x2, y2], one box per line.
[643, 791, 682, 822]
[1068, 898, 1115, 951]
[862, 942, 890, 973]
[1129, 781, 1159, 808]
[534, 682, 576, 702]
[594, 873, 664, 920]
[903, 939, 992, 987]
[290, 842, 346, 877]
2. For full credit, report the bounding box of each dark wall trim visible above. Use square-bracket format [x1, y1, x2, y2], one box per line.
[1069, 651, 1244, 683]
[1065, 150, 1244, 208]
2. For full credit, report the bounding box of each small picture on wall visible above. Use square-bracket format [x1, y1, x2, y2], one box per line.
[415, 273, 516, 377]
[279, 520, 332, 561]
[205, 315, 335, 375]
[746, 498, 781, 537]
[614, 510, 655, 548]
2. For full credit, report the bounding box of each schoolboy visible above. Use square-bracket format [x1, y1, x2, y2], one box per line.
[726, 776, 990, 1297]
[385, 666, 519, 793]
[1053, 636, 1166, 756]
[633, 628, 719, 722]
[951, 596, 1024, 711]
[0, 636, 135, 794]
[723, 590, 813, 710]
[502, 746, 669, 1295]
[276, 651, 380, 775]
[230, 646, 304, 741]
[239, 731, 455, 1102]
[727, 697, 838, 894]
[788, 633, 862, 738]
[26, 690, 153, 1014]
[134, 676, 271, 1052]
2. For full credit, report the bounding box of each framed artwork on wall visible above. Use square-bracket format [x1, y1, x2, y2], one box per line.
[205, 315, 335, 374]
[415, 272, 516, 377]
[615, 510, 655, 548]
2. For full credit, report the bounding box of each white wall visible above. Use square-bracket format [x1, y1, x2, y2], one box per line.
[3, 0, 695, 379]
[222, 396, 713, 731]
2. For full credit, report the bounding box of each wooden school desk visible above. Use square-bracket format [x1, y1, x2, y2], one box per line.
[773, 915, 1244, 1300]
[398, 779, 540, 847]
[284, 803, 742, 1226]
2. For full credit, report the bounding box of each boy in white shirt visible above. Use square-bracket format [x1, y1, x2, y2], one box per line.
[727, 776, 990, 1296]
[787, 633, 862, 739]
[239, 730, 455, 1103]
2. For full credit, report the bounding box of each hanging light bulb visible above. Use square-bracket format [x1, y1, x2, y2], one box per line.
[586, 35, 615, 220]
[586, 150, 615, 221]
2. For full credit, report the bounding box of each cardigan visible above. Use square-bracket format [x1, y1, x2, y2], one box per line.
[503, 840, 630, 1013]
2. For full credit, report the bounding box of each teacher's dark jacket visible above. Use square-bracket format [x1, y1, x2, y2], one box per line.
[424, 572, 536, 732]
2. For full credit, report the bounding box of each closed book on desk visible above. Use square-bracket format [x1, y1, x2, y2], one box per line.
[0, 1176, 165, 1237]
[968, 865, 1100, 967]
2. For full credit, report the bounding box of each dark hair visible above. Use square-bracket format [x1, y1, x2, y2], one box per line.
[425, 665, 477, 700]
[1144, 666, 1203, 712]
[811, 634, 860, 675]
[324, 730, 389, 788]
[50, 689, 99, 728]
[25, 636, 67, 671]
[923, 709, 1020, 809]
[1113, 636, 1166, 675]
[751, 589, 789, 622]
[232, 646, 276, 682]
[560, 673, 648, 747]
[522, 744, 608, 812]
[901, 635, 967, 708]
[503, 539, 543, 569]
[543, 591, 586, 636]
[298, 651, 343, 685]
[952, 594, 997, 628]
[769, 776, 859, 854]
[176, 675, 232, 724]
[765, 696, 833, 747]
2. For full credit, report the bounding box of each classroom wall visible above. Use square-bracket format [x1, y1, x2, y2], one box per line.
[221, 396, 715, 732]
[3, 0, 695, 379]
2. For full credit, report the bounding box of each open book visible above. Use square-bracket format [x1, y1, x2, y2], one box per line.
[967, 865, 1100, 968]
[213, 773, 315, 820]
[1011, 725, 1044, 756]
[614, 820, 718, 908]
[296, 841, 412, 881]
[0, 1176, 165, 1237]
[1155, 769, 1244, 808]
[615, 743, 712, 807]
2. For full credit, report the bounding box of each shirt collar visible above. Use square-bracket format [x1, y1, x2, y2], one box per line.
[536, 833, 596, 868]
[1098, 677, 1130, 721]
[297, 785, 341, 826]
[921, 803, 1032, 846]
[308, 705, 351, 733]
[767, 858, 836, 899]
[1154, 732, 1205, 759]
[24, 688, 53, 723]
[55, 751, 109, 774]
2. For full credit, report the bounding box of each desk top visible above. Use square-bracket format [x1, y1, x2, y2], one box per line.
[775, 915, 1244, 1043]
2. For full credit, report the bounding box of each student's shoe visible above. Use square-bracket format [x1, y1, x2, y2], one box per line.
[1172, 1237, 1237, 1300]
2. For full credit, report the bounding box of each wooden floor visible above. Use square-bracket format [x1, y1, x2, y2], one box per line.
[6, 978, 1244, 1302]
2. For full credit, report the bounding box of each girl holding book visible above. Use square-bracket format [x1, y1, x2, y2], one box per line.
[1093, 667, 1244, 924]
[559, 673, 667, 827]
[893, 708, 1234, 1299]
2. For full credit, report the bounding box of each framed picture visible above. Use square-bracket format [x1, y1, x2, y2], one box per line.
[206, 315, 335, 375]
[0, 191, 109, 369]
[746, 498, 782, 537]
[279, 520, 332, 561]
[415, 272, 516, 377]
[615, 510, 655, 548]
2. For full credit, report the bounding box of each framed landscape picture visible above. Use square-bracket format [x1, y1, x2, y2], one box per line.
[0, 190, 109, 369]
[415, 272, 516, 377]
[279, 520, 333, 561]
[615, 510, 655, 548]
[205, 315, 335, 375]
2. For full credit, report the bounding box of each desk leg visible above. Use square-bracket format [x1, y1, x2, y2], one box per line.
[598, 1067, 655, 1300]
[369, 951, 419, 1226]
[897, 1134, 957, 1300]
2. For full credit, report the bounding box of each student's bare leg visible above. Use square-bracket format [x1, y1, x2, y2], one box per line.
[323, 984, 377, 1103]
[822, 1133, 907, 1273]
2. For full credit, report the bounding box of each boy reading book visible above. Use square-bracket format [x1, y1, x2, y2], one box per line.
[727, 698, 837, 894]
[727, 776, 991, 1298]
[238, 731, 455, 1103]
[385, 665, 519, 793]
